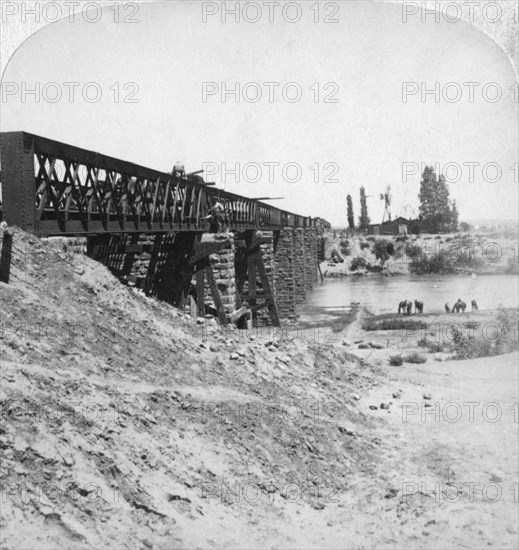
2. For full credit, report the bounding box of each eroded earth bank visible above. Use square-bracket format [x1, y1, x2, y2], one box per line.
[0, 229, 517, 549]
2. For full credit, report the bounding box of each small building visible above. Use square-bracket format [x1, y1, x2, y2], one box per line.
[367, 217, 409, 236]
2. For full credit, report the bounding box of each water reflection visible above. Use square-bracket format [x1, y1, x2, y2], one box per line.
[299, 274, 519, 321]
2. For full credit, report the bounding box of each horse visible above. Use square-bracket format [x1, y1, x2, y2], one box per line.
[471, 299, 478, 311]
[406, 300, 413, 315]
[452, 302, 459, 313]
[398, 300, 407, 314]
[414, 300, 424, 314]
[454, 298, 466, 313]
[445, 303, 450, 314]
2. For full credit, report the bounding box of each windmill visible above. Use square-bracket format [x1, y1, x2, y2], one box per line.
[380, 185, 392, 223]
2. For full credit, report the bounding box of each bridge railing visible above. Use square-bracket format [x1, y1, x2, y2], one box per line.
[0, 131, 330, 236]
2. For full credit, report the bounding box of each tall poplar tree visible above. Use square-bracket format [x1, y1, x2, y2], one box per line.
[358, 187, 370, 230]
[347, 194, 355, 230]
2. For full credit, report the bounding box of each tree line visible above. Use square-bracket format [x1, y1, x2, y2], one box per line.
[346, 166, 459, 233]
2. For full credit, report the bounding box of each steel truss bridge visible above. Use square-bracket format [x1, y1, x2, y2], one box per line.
[0, 131, 330, 236]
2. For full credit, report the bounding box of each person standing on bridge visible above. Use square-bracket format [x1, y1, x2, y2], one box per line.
[171, 161, 185, 179]
[202, 201, 225, 233]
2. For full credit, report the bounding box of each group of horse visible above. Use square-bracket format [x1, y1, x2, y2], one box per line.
[397, 298, 478, 315]
[445, 299, 478, 313]
[398, 299, 423, 315]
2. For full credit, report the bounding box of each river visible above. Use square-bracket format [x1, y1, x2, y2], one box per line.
[298, 273, 519, 322]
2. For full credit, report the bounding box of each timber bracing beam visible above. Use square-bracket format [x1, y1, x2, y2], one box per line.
[235, 230, 280, 327]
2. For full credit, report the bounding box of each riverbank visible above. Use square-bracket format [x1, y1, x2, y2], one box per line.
[321, 232, 518, 278]
[1, 229, 517, 548]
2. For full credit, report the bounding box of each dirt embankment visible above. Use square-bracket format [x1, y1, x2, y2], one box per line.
[1, 228, 517, 549]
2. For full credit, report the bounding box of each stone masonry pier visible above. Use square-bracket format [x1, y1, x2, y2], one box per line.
[88, 227, 322, 327]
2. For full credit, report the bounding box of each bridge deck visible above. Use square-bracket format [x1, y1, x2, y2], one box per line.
[0, 131, 330, 237]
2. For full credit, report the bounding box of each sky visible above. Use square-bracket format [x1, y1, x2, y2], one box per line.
[1, 0, 517, 226]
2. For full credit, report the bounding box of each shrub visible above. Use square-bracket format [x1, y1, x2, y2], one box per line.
[428, 252, 456, 273]
[362, 318, 425, 331]
[427, 342, 444, 353]
[472, 339, 498, 358]
[350, 256, 368, 271]
[360, 242, 371, 250]
[494, 307, 519, 354]
[389, 355, 403, 366]
[361, 318, 378, 331]
[452, 326, 474, 359]
[410, 251, 455, 274]
[450, 314, 519, 360]
[405, 243, 422, 259]
[396, 235, 409, 242]
[496, 306, 513, 333]
[404, 352, 427, 364]
[339, 239, 351, 256]
[366, 236, 376, 242]
[453, 250, 486, 270]
[418, 338, 444, 353]
[373, 240, 391, 264]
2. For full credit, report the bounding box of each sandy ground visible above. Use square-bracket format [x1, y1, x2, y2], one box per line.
[363, 352, 518, 549]
[341, 308, 516, 363]
[0, 229, 517, 549]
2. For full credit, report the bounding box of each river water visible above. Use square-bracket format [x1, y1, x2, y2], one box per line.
[298, 273, 519, 320]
